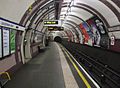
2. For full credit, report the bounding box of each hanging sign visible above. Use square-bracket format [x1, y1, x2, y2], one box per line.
[44, 20, 62, 27]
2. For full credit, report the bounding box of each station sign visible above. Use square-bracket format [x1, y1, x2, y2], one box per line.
[44, 20, 62, 27]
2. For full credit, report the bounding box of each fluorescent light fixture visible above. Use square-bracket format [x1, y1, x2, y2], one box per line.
[70, 0, 74, 7]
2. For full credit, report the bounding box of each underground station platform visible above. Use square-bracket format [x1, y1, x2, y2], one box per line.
[3, 42, 102, 88]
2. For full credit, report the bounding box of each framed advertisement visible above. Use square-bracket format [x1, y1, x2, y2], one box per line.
[10, 29, 16, 53]
[87, 19, 101, 46]
[80, 23, 90, 43]
[92, 16, 107, 35]
[2, 27, 10, 56]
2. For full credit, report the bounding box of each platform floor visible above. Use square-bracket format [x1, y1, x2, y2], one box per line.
[5, 42, 66, 88]
[4, 42, 98, 88]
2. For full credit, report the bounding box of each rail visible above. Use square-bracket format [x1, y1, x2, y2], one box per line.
[61, 41, 120, 88]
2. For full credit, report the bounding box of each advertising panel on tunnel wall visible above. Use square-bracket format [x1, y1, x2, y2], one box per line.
[0, 17, 25, 59]
[2, 27, 10, 57]
[79, 24, 90, 44]
[82, 23, 93, 46]
[92, 16, 107, 35]
[87, 19, 101, 46]
[10, 29, 16, 53]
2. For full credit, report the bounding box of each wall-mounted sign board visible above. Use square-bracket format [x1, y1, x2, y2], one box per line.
[0, 17, 25, 59]
[0, 17, 25, 31]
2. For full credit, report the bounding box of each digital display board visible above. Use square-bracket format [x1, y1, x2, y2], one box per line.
[0, 27, 2, 58]
[44, 20, 62, 26]
[44, 21, 58, 25]
[48, 27, 64, 31]
[2, 27, 10, 56]
[10, 29, 16, 53]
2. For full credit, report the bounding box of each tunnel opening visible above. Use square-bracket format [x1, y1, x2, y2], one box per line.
[54, 36, 62, 43]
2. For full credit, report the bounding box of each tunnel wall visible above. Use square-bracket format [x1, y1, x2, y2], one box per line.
[62, 39, 120, 73]
[108, 26, 120, 52]
[109, 39, 120, 52]
[0, 18, 25, 75]
[30, 43, 40, 57]
[0, 55, 16, 73]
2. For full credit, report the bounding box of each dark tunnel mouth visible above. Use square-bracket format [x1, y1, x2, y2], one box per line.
[54, 36, 62, 43]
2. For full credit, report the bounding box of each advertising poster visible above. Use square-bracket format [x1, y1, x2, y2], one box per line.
[82, 23, 93, 46]
[80, 24, 89, 44]
[0, 26, 2, 58]
[87, 19, 101, 46]
[93, 16, 106, 35]
[3, 27, 10, 56]
[10, 29, 16, 53]
[82, 23, 93, 38]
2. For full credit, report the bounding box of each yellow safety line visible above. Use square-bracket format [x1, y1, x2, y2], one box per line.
[61, 45, 91, 88]
[0, 72, 11, 80]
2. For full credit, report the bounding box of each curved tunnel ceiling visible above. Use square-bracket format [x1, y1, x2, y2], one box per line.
[59, 0, 120, 30]
[1, 0, 119, 32]
[60, 6, 93, 22]
[2, 0, 118, 34]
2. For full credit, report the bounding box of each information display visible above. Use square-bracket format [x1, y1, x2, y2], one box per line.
[2, 27, 10, 56]
[0, 27, 2, 58]
[44, 20, 62, 26]
[10, 29, 16, 53]
[44, 21, 58, 25]
[48, 26, 64, 31]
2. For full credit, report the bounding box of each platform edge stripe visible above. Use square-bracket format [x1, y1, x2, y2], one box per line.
[63, 48, 91, 88]
[55, 43, 79, 88]
[62, 45, 101, 88]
